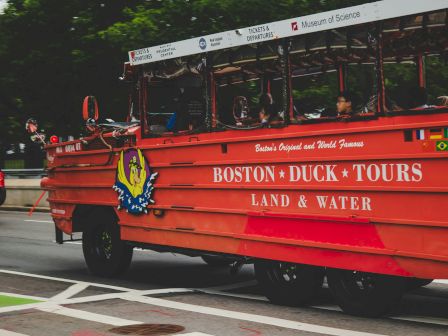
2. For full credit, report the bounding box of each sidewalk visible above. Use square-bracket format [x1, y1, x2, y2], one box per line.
[0, 178, 49, 212]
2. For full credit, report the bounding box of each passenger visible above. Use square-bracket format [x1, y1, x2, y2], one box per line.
[173, 88, 192, 131]
[437, 96, 448, 107]
[258, 93, 282, 125]
[233, 96, 250, 126]
[336, 91, 354, 119]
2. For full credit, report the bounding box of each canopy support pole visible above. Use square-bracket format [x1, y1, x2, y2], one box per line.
[337, 64, 347, 93]
[417, 54, 426, 88]
[203, 55, 213, 131]
[375, 23, 386, 115]
[280, 40, 292, 124]
[139, 69, 149, 138]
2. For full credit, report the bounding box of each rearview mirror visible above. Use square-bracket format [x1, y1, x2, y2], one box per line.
[82, 96, 99, 122]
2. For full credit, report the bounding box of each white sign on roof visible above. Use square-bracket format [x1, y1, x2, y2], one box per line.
[129, 0, 448, 66]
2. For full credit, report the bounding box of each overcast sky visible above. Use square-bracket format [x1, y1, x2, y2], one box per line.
[0, 0, 7, 13]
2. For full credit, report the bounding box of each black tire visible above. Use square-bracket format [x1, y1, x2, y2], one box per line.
[327, 268, 405, 317]
[406, 278, 433, 290]
[0, 188, 5, 206]
[255, 260, 324, 306]
[201, 255, 234, 267]
[82, 210, 133, 277]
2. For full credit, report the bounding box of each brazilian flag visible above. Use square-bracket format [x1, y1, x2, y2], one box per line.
[436, 141, 448, 151]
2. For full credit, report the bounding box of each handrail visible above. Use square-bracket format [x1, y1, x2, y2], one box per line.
[2, 169, 46, 178]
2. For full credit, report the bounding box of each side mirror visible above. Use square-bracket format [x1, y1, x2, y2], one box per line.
[82, 96, 99, 122]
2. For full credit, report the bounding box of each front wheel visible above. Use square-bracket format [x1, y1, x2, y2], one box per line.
[82, 214, 133, 277]
[255, 260, 324, 306]
[327, 268, 405, 317]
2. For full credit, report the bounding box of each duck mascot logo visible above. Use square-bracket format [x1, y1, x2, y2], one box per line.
[113, 148, 158, 214]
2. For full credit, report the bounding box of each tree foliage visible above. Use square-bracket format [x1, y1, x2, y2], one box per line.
[0, 0, 446, 147]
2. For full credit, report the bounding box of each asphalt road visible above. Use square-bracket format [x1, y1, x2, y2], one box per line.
[1, 210, 448, 336]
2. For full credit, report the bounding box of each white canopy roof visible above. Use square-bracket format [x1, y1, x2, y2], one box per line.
[129, 0, 447, 66]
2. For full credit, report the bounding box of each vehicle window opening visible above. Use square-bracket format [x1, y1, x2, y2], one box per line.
[382, 11, 448, 113]
[290, 26, 381, 123]
[211, 42, 288, 130]
[141, 58, 206, 137]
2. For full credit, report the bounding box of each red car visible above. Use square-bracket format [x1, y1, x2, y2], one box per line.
[0, 169, 5, 205]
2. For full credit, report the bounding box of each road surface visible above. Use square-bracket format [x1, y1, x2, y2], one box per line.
[1, 211, 448, 336]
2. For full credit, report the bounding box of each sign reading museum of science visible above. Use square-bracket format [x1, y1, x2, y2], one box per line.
[128, 0, 448, 65]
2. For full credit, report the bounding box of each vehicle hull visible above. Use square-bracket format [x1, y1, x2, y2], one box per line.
[42, 112, 448, 279]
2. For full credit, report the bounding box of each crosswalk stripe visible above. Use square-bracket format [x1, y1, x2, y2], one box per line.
[50, 283, 89, 301]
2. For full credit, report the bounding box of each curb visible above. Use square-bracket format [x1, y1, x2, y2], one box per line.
[0, 206, 50, 213]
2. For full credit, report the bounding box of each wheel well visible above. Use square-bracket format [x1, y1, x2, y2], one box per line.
[72, 205, 117, 233]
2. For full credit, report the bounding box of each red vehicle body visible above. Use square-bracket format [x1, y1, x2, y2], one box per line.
[43, 114, 448, 279]
[39, 0, 448, 317]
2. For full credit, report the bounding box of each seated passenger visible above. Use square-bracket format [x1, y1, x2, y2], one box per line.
[233, 96, 250, 126]
[437, 96, 448, 107]
[258, 93, 282, 125]
[336, 91, 354, 119]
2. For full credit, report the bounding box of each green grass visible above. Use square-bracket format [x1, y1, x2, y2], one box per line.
[4, 159, 25, 169]
[0, 294, 42, 307]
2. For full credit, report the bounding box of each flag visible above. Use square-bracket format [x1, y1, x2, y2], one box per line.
[429, 128, 443, 140]
[444, 128, 448, 139]
[436, 141, 448, 151]
[415, 129, 425, 140]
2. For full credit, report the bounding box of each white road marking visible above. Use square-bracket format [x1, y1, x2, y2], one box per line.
[121, 295, 390, 336]
[63, 241, 82, 245]
[433, 279, 448, 285]
[312, 304, 448, 327]
[50, 283, 89, 301]
[311, 304, 341, 312]
[58, 288, 194, 305]
[0, 302, 47, 314]
[0, 269, 133, 292]
[205, 280, 258, 291]
[23, 220, 53, 224]
[195, 288, 268, 302]
[2, 269, 448, 329]
[390, 315, 448, 326]
[38, 304, 141, 326]
[64, 241, 158, 254]
[0, 330, 30, 336]
[0, 292, 47, 301]
[178, 333, 215, 336]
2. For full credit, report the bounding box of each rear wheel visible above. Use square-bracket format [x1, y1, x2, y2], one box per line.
[0, 188, 5, 206]
[82, 211, 133, 277]
[255, 260, 324, 306]
[327, 268, 405, 317]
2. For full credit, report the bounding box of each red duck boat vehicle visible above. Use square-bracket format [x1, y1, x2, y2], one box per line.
[37, 0, 448, 316]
